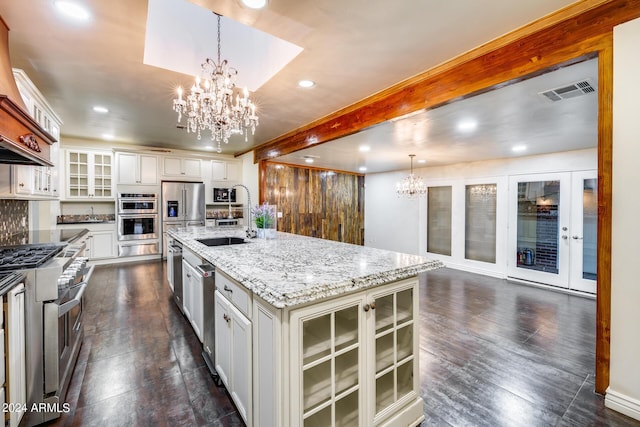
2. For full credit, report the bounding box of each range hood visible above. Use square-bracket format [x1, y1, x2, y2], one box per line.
[0, 15, 55, 167]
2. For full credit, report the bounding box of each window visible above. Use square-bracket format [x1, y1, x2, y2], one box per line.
[427, 186, 452, 255]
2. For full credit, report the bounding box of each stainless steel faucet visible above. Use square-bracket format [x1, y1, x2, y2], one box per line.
[231, 184, 256, 238]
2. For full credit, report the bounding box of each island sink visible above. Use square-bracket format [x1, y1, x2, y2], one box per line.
[196, 237, 247, 246]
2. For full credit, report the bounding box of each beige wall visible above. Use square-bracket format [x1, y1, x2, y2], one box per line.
[607, 16, 640, 420]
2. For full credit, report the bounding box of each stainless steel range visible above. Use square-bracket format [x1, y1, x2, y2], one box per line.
[0, 231, 94, 426]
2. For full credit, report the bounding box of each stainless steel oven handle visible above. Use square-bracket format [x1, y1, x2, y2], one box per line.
[58, 264, 95, 317]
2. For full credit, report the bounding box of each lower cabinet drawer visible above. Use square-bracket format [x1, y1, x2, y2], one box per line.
[215, 270, 251, 319]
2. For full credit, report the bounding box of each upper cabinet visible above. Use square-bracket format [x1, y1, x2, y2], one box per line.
[211, 159, 240, 182]
[162, 156, 202, 180]
[0, 70, 62, 200]
[65, 149, 113, 199]
[115, 152, 158, 185]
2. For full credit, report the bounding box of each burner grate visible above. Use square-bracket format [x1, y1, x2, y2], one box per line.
[0, 244, 65, 271]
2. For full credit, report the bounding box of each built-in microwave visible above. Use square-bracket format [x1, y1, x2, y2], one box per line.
[213, 187, 236, 203]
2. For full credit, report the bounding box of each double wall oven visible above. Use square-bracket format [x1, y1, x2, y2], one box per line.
[117, 193, 160, 256]
[0, 230, 93, 426]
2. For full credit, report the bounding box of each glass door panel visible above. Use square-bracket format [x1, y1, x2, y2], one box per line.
[508, 171, 597, 293]
[570, 171, 597, 293]
[508, 173, 570, 287]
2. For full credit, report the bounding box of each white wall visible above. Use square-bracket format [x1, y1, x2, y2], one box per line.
[606, 17, 640, 421]
[240, 151, 259, 209]
[364, 148, 597, 278]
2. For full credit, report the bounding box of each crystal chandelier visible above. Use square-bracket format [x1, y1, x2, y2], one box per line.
[396, 154, 427, 197]
[173, 13, 259, 153]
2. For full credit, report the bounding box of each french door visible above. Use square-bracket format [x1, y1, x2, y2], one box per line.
[507, 171, 597, 293]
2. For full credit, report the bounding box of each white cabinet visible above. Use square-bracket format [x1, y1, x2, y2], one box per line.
[215, 289, 252, 426]
[182, 258, 203, 341]
[115, 152, 158, 185]
[162, 156, 202, 179]
[6, 283, 27, 427]
[289, 277, 422, 427]
[65, 150, 113, 199]
[86, 231, 116, 260]
[211, 159, 240, 182]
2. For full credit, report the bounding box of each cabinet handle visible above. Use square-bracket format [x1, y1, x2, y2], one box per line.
[223, 313, 230, 323]
[224, 285, 233, 293]
[19, 183, 24, 187]
[186, 273, 191, 278]
[371, 302, 376, 310]
[14, 288, 25, 296]
[363, 304, 370, 312]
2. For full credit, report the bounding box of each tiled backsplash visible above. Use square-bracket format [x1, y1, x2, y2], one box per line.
[0, 199, 29, 241]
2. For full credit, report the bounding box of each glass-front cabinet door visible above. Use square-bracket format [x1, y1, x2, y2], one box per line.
[508, 171, 597, 293]
[368, 280, 419, 425]
[294, 298, 362, 427]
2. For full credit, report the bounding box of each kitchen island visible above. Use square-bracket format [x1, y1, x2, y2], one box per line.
[168, 226, 443, 427]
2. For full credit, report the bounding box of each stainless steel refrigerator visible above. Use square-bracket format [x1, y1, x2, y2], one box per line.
[161, 181, 205, 257]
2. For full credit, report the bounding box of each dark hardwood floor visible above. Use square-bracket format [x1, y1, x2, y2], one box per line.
[45, 261, 638, 427]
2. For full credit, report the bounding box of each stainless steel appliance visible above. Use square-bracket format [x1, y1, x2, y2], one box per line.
[161, 181, 205, 257]
[167, 238, 184, 313]
[213, 187, 236, 203]
[0, 230, 93, 426]
[118, 192, 158, 214]
[117, 193, 160, 256]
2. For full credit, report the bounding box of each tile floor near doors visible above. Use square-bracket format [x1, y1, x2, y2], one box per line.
[48, 261, 638, 427]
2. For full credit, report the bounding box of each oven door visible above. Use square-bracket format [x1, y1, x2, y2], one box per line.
[118, 214, 158, 241]
[43, 265, 94, 395]
[118, 198, 158, 214]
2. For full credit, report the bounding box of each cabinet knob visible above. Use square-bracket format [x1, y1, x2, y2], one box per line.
[19, 183, 24, 187]
[224, 285, 233, 293]
[186, 273, 191, 278]
[363, 304, 370, 312]
[223, 313, 230, 323]
[371, 302, 376, 310]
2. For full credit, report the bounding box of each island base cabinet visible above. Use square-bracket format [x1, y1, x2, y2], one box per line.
[288, 277, 423, 427]
[215, 290, 252, 426]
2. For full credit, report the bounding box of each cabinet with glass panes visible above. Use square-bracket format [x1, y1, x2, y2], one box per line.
[288, 277, 422, 427]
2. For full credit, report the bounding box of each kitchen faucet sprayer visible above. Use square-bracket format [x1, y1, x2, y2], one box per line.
[230, 184, 256, 238]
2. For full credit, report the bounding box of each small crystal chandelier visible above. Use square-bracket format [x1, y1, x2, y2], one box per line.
[396, 154, 427, 197]
[173, 13, 259, 153]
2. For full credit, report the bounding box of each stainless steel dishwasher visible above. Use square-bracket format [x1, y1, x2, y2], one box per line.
[168, 240, 184, 313]
[200, 262, 219, 385]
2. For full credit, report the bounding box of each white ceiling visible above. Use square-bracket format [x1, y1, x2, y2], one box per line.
[0, 0, 587, 172]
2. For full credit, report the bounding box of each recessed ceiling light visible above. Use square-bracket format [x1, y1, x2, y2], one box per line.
[512, 145, 527, 152]
[304, 158, 314, 164]
[101, 133, 114, 140]
[457, 119, 478, 132]
[359, 166, 367, 172]
[54, 1, 91, 21]
[298, 80, 315, 88]
[359, 145, 370, 152]
[92, 106, 108, 113]
[417, 159, 426, 164]
[240, 0, 268, 9]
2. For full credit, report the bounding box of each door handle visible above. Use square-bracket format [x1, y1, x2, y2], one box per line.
[562, 235, 568, 240]
[572, 235, 584, 240]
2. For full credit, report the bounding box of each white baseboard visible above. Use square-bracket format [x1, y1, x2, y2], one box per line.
[605, 387, 640, 421]
[441, 261, 506, 279]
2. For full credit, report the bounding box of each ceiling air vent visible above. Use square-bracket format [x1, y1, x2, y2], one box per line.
[539, 79, 595, 102]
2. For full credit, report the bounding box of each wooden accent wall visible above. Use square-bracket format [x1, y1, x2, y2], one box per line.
[250, 0, 640, 395]
[262, 162, 364, 245]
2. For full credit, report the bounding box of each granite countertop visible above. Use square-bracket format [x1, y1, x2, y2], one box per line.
[169, 226, 443, 308]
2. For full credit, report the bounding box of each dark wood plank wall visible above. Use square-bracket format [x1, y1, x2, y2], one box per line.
[262, 162, 364, 245]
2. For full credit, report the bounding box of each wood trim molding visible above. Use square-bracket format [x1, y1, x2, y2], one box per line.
[596, 38, 613, 394]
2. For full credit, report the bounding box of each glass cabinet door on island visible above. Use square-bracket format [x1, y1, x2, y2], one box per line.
[289, 277, 422, 427]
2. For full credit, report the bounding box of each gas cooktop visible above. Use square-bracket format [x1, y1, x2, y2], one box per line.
[0, 243, 66, 271]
